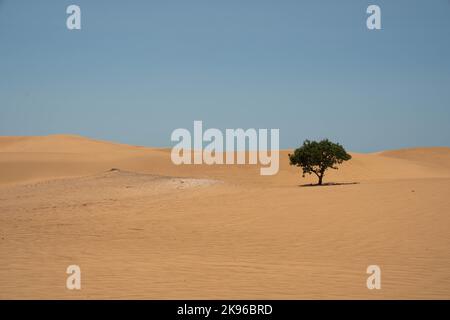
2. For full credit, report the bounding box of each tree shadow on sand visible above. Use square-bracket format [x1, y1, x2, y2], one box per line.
[299, 182, 360, 188]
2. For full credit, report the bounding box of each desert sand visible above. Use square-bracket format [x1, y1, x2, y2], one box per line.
[0, 135, 449, 299]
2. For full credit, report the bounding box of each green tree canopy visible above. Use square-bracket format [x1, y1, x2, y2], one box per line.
[289, 139, 352, 185]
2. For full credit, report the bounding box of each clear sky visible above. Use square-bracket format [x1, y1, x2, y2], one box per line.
[1, 0, 449, 152]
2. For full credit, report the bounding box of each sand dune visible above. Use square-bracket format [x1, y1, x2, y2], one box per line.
[1, 135, 449, 299]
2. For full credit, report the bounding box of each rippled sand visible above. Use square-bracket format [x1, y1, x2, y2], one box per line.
[1, 135, 449, 299]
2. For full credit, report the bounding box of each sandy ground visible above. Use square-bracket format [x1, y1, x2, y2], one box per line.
[0, 135, 449, 299]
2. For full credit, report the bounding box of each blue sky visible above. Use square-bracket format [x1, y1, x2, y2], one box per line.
[1, 0, 449, 152]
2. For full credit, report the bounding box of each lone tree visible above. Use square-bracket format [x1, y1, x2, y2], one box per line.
[289, 139, 351, 185]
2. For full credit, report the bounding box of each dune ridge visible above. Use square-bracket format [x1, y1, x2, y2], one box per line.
[1, 135, 450, 186]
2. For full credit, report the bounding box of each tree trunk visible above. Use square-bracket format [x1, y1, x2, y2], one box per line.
[318, 174, 323, 185]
